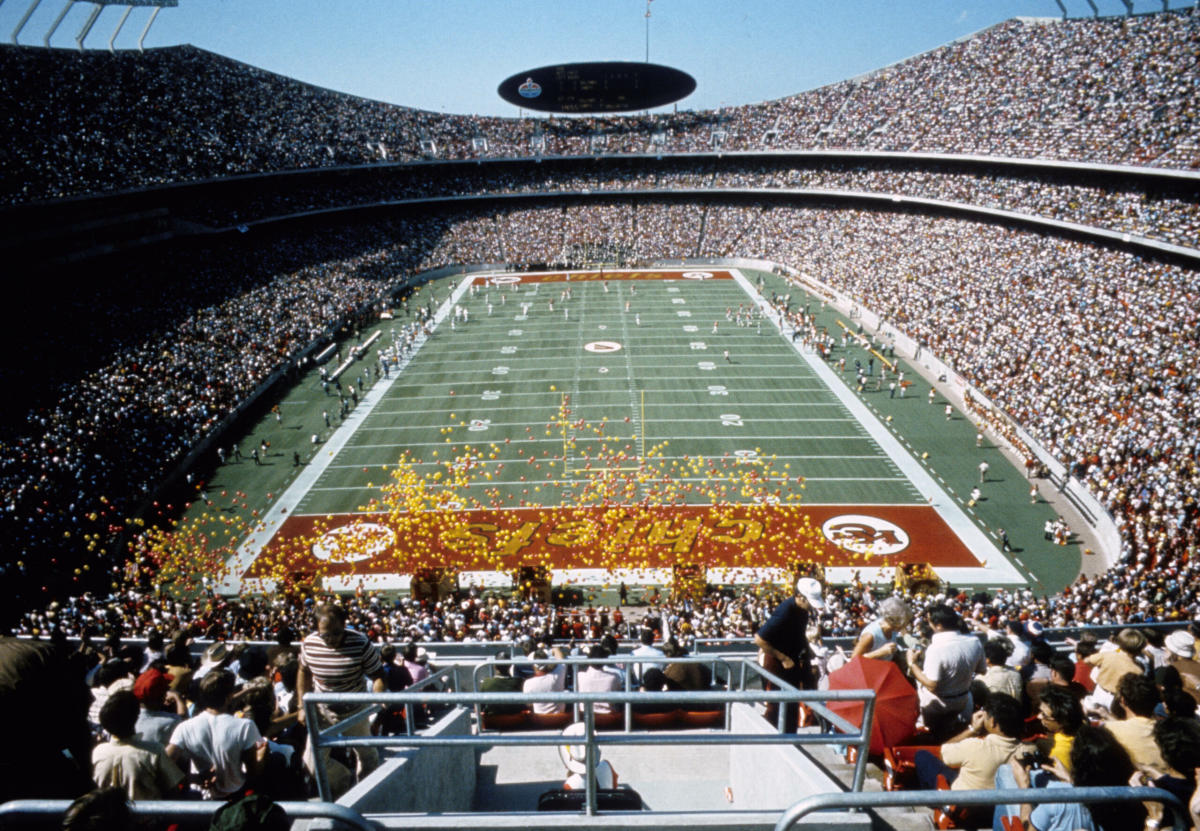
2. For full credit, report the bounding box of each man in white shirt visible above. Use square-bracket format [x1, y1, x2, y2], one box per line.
[576, 645, 622, 715]
[523, 650, 566, 714]
[907, 604, 986, 740]
[630, 628, 666, 686]
[166, 669, 265, 799]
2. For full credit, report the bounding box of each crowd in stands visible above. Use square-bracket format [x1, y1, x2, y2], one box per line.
[2, 197, 1198, 634]
[3, 9, 1198, 207]
[0, 219, 450, 610]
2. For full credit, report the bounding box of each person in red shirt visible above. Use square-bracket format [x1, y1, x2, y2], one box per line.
[1071, 638, 1097, 693]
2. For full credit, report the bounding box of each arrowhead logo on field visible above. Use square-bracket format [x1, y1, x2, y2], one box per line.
[821, 514, 910, 556]
[585, 341, 622, 353]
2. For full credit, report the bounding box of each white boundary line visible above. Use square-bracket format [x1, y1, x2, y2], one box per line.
[729, 268, 1025, 587]
[217, 273, 481, 593]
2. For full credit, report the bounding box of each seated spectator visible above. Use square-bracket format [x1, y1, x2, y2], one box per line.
[996, 723, 1144, 831]
[132, 667, 186, 746]
[1105, 673, 1166, 771]
[1163, 687, 1199, 720]
[479, 650, 525, 715]
[634, 668, 677, 714]
[914, 693, 1025, 826]
[981, 638, 1024, 704]
[1165, 630, 1200, 704]
[92, 689, 184, 800]
[1134, 716, 1200, 828]
[630, 627, 666, 685]
[1071, 638, 1099, 695]
[166, 668, 267, 799]
[663, 640, 706, 692]
[576, 644, 621, 714]
[61, 788, 133, 831]
[523, 650, 566, 714]
[1084, 629, 1146, 712]
[1035, 686, 1084, 776]
[1046, 655, 1088, 702]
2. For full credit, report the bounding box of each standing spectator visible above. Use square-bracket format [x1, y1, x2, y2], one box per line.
[754, 577, 826, 732]
[907, 604, 986, 740]
[166, 669, 266, 799]
[93, 690, 184, 800]
[132, 667, 186, 746]
[373, 643, 412, 736]
[0, 638, 93, 803]
[1083, 629, 1146, 712]
[296, 603, 385, 798]
[850, 596, 911, 663]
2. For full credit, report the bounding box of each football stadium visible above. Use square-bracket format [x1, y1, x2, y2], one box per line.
[1, 1, 1198, 828]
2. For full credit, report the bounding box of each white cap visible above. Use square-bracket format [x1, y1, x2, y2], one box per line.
[795, 577, 826, 610]
[1166, 629, 1194, 659]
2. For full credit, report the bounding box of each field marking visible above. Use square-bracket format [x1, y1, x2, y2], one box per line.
[217, 272, 478, 592]
[730, 268, 1024, 585]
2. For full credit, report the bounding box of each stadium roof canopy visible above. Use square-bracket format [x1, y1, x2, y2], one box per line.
[10, 0, 178, 51]
[498, 61, 696, 114]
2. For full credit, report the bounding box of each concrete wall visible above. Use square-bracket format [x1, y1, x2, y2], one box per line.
[338, 706, 477, 814]
[728, 704, 851, 812]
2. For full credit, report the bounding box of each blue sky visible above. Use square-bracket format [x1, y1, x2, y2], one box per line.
[2, 0, 1189, 115]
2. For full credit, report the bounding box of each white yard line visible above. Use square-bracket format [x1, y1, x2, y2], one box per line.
[730, 268, 1025, 587]
[217, 272, 481, 593]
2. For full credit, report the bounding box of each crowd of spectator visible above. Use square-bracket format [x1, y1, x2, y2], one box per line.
[3, 197, 1198, 634]
[3, 8, 1198, 207]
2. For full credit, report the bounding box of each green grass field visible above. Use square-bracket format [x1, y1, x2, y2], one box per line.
[176, 267, 1084, 598]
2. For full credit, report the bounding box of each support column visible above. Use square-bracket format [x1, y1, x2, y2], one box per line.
[137, 4, 159, 51]
[10, 0, 43, 44]
[43, 0, 72, 48]
[108, 4, 131, 52]
[75, 1, 102, 50]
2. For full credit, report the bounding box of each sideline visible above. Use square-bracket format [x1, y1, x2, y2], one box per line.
[217, 273, 481, 593]
[730, 268, 1025, 587]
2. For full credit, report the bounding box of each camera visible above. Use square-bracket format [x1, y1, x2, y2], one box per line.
[1017, 750, 1049, 768]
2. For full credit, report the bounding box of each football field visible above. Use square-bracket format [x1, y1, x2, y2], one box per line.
[218, 268, 1034, 595]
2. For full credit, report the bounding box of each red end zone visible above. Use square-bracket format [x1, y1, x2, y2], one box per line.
[476, 269, 734, 285]
[243, 504, 982, 581]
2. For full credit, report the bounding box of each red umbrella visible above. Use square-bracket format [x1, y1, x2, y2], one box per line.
[826, 655, 918, 755]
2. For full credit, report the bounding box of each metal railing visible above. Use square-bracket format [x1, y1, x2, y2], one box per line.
[303, 662, 875, 815]
[774, 786, 1189, 831]
[0, 799, 375, 831]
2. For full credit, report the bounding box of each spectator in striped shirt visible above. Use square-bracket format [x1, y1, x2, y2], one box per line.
[297, 604, 385, 798]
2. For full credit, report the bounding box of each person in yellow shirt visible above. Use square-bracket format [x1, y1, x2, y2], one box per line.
[1036, 686, 1084, 775]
